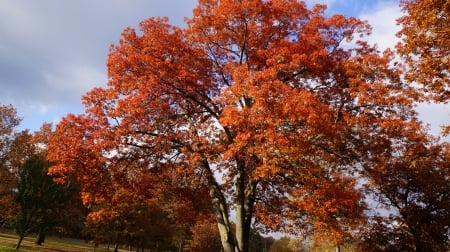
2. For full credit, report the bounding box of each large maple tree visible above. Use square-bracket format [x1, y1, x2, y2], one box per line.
[48, 1, 419, 251]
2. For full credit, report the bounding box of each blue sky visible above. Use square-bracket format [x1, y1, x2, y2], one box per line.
[1, 0, 448, 136]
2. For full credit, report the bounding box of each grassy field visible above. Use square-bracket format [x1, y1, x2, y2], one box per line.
[0, 230, 114, 252]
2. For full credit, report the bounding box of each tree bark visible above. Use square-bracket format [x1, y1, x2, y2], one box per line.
[210, 180, 236, 252]
[235, 157, 258, 252]
[16, 234, 25, 250]
[203, 159, 237, 252]
[35, 227, 46, 245]
[16, 212, 34, 250]
[236, 163, 246, 252]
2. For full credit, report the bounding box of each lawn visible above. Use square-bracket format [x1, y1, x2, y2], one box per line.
[0, 230, 112, 252]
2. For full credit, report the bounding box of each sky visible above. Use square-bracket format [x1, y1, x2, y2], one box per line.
[1, 0, 448, 136]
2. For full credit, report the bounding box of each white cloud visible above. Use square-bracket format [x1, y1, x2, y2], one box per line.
[0, 0, 196, 130]
[416, 103, 450, 138]
[359, 1, 402, 51]
[305, 0, 337, 7]
[43, 65, 107, 103]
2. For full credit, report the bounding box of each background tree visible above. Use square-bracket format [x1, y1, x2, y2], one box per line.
[357, 216, 415, 252]
[48, 1, 420, 251]
[14, 156, 76, 249]
[0, 104, 22, 225]
[53, 191, 88, 238]
[262, 236, 276, 252]
[397, 0, 450, 103]
[121, 201, 175, 251]
[0, 106, 57, 230]
[82, 184, 181, 251]
[186, 218, 222, 252]
[248, 227, 265, 252]
[397, 0, 449, 135]
[269, 237, 294, 252]
[360, 126, 450, 251]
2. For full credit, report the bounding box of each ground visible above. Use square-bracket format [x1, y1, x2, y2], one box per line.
[0, 230, 115, 252]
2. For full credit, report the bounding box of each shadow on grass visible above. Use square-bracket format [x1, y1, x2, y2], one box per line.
[0, 230, 110, 252]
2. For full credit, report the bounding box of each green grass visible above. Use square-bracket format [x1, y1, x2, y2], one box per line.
[0, 230, 107, 251]
[0, 246, 35, 252]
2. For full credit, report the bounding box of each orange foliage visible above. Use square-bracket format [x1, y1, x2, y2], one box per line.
[0, 104, 22, 222]
[47, 1, 423, 251]
[360, 126, 450, 251]
[397, 0, 450, 102]
[0, 104, 56, 223]
[186, 218, 222, 252]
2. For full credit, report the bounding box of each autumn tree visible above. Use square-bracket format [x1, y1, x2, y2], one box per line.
[397, 0, 450, 102]
[2, 116, 79, 248]
[263, 236, 276, 252]
[0, 105, 38, 228]
[54, 189, 88, 238]
[48, 1, 419, 251]
[269, 237, 294, 252]
[0, 104, 22, 224]
[359, 126, 450, 251]
[84, 196, 176, 251]
[397, 0, 449, 135]
[186, 218, 222, 252]
[0, 106, 57, 229]
[120, 201, 175, 251]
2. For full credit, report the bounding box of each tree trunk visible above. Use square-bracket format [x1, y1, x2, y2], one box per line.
[16, 213, 34, 250]
[235, 204, 247, 252]
[236, 166, 246, 252]
[177, 239, 184, 252]
[211, 184, 236, 252]
[335, 244, 341, 252]
[235, 159, 258, 252]
[202, 159, 237, 252]
[16, 233, 25, 250]
[35, 227, 46, 245]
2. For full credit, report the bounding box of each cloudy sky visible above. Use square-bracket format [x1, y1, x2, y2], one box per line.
[1, 0, 448, 136]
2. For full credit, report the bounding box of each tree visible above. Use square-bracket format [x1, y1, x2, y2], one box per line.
[48, 1, 419, 251]
[121, 201, 176, 251]
[397, 0, 450, 103]
[14, 156, 76, 249]
[53, 189, 88, 239]
[84, 196, 176, 251]
[357, 216, 416, 252]
[360, 127, 450, 251]
[0, 107, 56, 228]
[0, 104, 22, 224]
[262, 236, 276, 252]
[186, 218, 222, 252]
[284, 165, 366, 247]
[269, 237, 294, 252]
[248, 227, 265, 252]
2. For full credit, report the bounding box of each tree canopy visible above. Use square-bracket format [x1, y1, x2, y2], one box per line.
[397, 0, 450, 103]
[0, 104, 22, 224]
[14, 156, 76, 249]
[47, 1, 445, 251]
